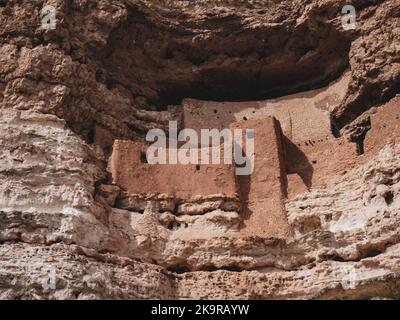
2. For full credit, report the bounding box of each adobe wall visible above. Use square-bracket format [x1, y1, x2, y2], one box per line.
[182, 73, 358, 198]
[230, 117, 291, 238]
[285, 96, 400, 198]
[108, 140, 238, 206]
[107, 116, 291, 238]
[182, 72, 350, 144]
[364, 96, 400, 156]
[285, 136, 358, 198]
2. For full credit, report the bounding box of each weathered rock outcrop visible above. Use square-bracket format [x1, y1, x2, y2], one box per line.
[0, 0, 399, 299]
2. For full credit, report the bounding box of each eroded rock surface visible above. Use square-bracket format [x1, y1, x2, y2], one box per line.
[0, 0, 399, 299]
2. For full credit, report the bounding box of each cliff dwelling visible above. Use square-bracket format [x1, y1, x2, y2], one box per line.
[104, 72, 363, 239]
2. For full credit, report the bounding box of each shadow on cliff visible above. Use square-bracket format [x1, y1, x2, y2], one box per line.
[284, 136, 314, 190]
[237, 173, 252, 228]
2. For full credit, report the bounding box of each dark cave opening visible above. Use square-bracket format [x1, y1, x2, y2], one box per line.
[384, 191, 394, 206]
[155, 65, 350, 109]
[100, 8, 352, 112]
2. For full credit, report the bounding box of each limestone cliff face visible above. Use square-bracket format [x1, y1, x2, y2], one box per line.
[0, 0, 399, 299]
